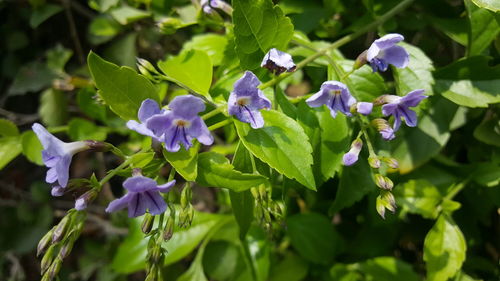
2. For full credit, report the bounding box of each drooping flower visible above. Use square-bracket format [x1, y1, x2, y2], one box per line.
[200, 0, 232, 15]
[32, 123, 90, 188]
[126, 99, 167, 141]
[371, 118, 396, 141]
[356, 102, 373, 115]
[261, 48, 296, 75]
[367, 33, 409, 72]
[146, 95, 214, 152]
[306, 81, 356, 118]
[381, 89, 427, 131]
[228, 71, 271, 129]
[105, 175, 176, 217]
[342, 138, 363, 166]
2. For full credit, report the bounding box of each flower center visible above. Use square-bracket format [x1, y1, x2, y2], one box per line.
[329, 89, 342, 96]
[237, 97, 251, 106]
[174, 119, 191, 128]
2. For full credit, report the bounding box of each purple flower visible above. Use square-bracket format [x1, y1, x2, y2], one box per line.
[342, 139, 363, 166]
[367, 33, 409, 72]
[381, 89, 427, 131]
[201, 0, 232, 14]
[228, 71, 271, 129]
[51, 186, 65, 197]
[105, 175, 176, 217]
[356, 102, 373, 115]
[306, 81, 356, 118]
[261, 48, 296, 75]
[32, 123, 90, 188]
[371, 118, 396, 141]
[126, 99, 167, 141]
[146, 95, 214, 152]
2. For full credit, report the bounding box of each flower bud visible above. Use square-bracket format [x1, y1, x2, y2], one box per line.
[145, 266, 159, 281]
[353, 50, 368, 70]
[355, 102, 373, 115]
[40, 245, 56, 274]
[141, 213, 155, 234]
[371, 118, 395, 141]
[85, 140, 113, 152]
[150, 245, 162, 264]
[374, 174, 394, 190]
[342, 138, 363, 166]
[46, 257, 62, 281]
[51, 186, 65, 197]
[187, 205, 195, 226]
[137, 58, 160, 76]
[381, 157, 399, 169]
[368, 156, 381, 169]
[74, 189, 98, 211]
[258, 184, 267, 201]
[58, 238, 74, 259]
[376, 191, 397, 219]
[52, 216, 71, 243]
[250, 187, 260, 201]
[157, 17, 183, 35]
[37, 229, 54, 257]
[163, 216, 175, 241]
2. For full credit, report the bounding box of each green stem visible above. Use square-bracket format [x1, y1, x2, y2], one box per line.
[358, 118, 376, 157]
[444, 179, 469, 201]
[202, 106, 225, 120]
[47, 126, 69, 133]
[208, 118, 233, 131]
[273, 83, 279, 110]
[160, 75, 217, 107]
[259, 0, 415, 90]
[98, 156, 134, 186]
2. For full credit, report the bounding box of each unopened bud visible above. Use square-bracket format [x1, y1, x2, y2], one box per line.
[52, 216, 71, 243]
[250, 187, 259, 201]
[180, 184, 191, 209]
[381, 157, 399, 169]
[374, 174, 394, 190]
[75, 189, 98, 211]
[150, 245, 162, 264]
[37, 229, 54, 257]
[145, 266, 159, 281]
[157, 17, 183, 35]
[46, 257, 62, 280]
[187, 205, 195, 226]
[51, 186, 65, 197]
[40, 245, 56, 274]
[163, 216, 175, 241]
[355, 102, 373, 115]
[137, 58, 160, 76]
[353, 50, 368, 70]
[141, 213, 155, 234]
[258, 184, 267, 201]
[58, 239, 74, 259]
[376, 191, 397, 219]
[85, 140, 112, 152]
[371, 118, 395, 141]
[368, 156, 381, 169]
[342, 138, 363, 166]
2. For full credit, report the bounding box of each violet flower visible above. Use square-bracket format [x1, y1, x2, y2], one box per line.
[381, 89, 427, 131]
[367, 33, 409, 72]
[261, 48, 296, 75]
[32, 123, 90, 188]
[371, 119, 396, 141]
[200, 0, 232, 15]
[306, 81, 356, 118]
[126, 99, 167, 141]
[356, 102, 373, 115]
[228, 71, 271, 129]
[342, 138, 363, 166]
[146, 95, 214, 152]
[105, 175, 176, 217]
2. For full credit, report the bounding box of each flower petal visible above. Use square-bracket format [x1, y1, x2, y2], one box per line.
[168, 95, 206, 118]
[146, 113, 174, 137]
[105, 193, 133, 213]
[357, 102, 373, 115]
[55, 155, 71, 187]
[138, 99, 162, 123]
[46, 167, 58, 183]
[143, 191, 167, 215]
[373, 33, 404, 50]
[126, 120, 157, 139]
[381, 45, 409, 68]
[234, 71, 261, 93]
[123, 176, 158, 192]
[153, 180, 176, 193]
[128, 193, 147, 218]
[188, 117, 214, 145]
[400, 107, 418, 127]
[306, 90, 330, 108]
[400, 89, 427, 107]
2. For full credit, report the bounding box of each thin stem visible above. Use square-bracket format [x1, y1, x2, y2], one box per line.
[98, 156, 134, 186]
[160, 75, 217, 107]
[48, 126, 69, 133]
[202, 106, 225, 120]
[444, 179, 469, 201]
[358, 118, 376, 157]
[273, 84, 279, 110]
[259, 0, 415, 90]
[208, 118, 233, 131]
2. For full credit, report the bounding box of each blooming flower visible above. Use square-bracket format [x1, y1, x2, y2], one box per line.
[146, 95, 214, 152]
[32, 123, 90, 188]
[126, 99, 167, 141]
[228, 71, 271, 129]
[356, 102, 373, 115]
[342, 138, 363, 166]
[381, 89, 427, 131]
[105, 175, 176, 217]
[306, 81, 356, 118]
[200, 0, 232, 15]
[261, 48, 296, 75]
[367, 33, 409, 72]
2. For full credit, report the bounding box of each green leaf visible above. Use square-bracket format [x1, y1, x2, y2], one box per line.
[88, 15, 122, 44]
[39, 89, 68, 126]
[296, 103, 349, 185]
[0, 137, 22, 170]
[21, 131, 43, 165]
[102, 33, 138, 68]
[158, 49, 213, 98]
[0, 119, 19, 137]
[235, 110, 315, 190]
[471, 0, 500, 12]
[434, 56, 500, 108]
[393, 180, 443, 219]
[8, 61, 58, 95]
[424, 215, 466, 281]
[339, 60, 388, 101]
[472, 163, 500, 187]
[197, 151, 269, 192]
[109, 5, 150, 25]
[203, 241, 240, 281]
[163, 144, 199, 181]
[87, 51, 159, 121]
[269, 253, 309, 281]
[46, 45, 72, 74]
[76, 88, 107, 122]
[232, 0, 294, 69]
[474, 115, 500, 147]
[359, 257, 420, 281]
[182, 34, 229, 66]
[230, 143, 255, 239]
[286, 212, 340, 264]
[393, 42, 435, 96]
[29, 4, 63, 28]
[330, 157, 375, 214]
[466, 0, 500, 56]
[68, 118, 107, 141]
[275, 86, 297, 119]
[128, 152, 155, 169]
